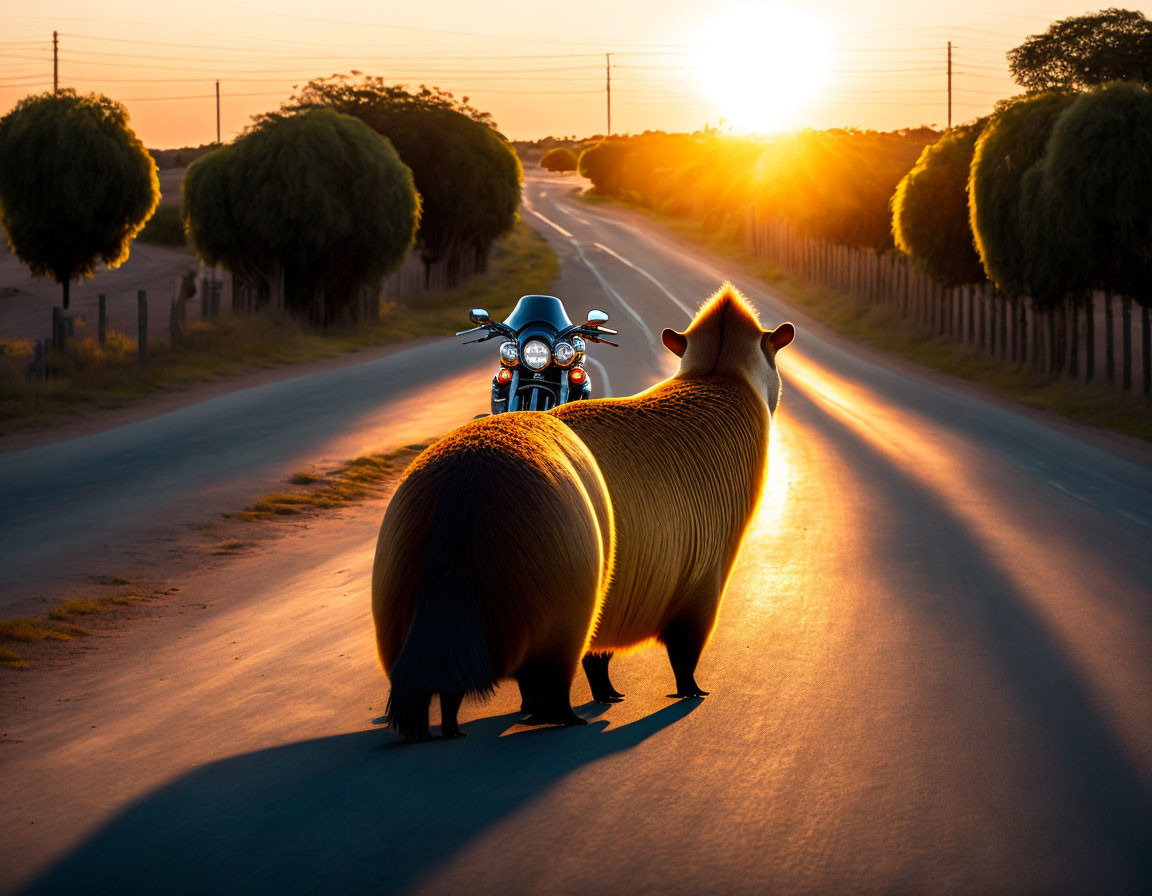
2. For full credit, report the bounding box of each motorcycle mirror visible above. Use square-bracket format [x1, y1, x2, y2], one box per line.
[469, 308, 490, 325]
[586, 309, 609, 326]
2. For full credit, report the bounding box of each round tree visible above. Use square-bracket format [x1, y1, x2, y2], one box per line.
[183, 108, 419, 324]
[540, 147, 578, 173]
[969, 91, 1075, 295]
[0, 90, 159, 309]
[1023, 81, 1152, 317]
[267, 77, 521, 282]
[892, 122, 987, 285]
[578, 141, 632, 196]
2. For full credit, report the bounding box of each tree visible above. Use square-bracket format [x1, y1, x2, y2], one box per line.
[0, 90, 159, 309]
[1009, 8, 1152, 93]
[892, 122, 987, 285]
[578, 141, 633, 195]
[1024, 81, 1152, 389]
[969, 91, 1075, 295]
[183, 108, 419, 325]
[265, 75, 521, 284]
[540, 147, 578, 173]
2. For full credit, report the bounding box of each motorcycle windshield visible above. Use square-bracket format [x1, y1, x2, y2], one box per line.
[502, 295, 573, 332]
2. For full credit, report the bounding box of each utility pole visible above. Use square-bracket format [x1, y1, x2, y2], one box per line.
[215, 80, 221, 144]
[53, 30, 58, 94]
[605, 52, 612, 136]
[947, 41, 952, 129]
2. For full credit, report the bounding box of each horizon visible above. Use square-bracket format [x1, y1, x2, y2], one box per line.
[0, 0, 1140, 148]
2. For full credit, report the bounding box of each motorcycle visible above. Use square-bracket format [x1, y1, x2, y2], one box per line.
[457, 294, 618, 414]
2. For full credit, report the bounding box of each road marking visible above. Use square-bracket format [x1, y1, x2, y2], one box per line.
[586, 356, 613, 398]
[1117, 508, 1151, 530]
[593, 241, 695, 320]
[527, 207, 574, 239]
[526, 207, 655, 346]
[570, 240, 656, 345]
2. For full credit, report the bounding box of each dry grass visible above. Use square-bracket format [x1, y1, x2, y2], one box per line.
[581, 193, 1152, 442]
[48, 599, 106, 619]
[0, 221, 557, 436]
[0, 618, 81, 642]
[92, 575, 131, 585]
[235, 443, 429, 522]
[1, 587, 154, 668]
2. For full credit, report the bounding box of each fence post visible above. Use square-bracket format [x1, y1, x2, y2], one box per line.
[1105, 292, 1115, 382]
[29, 338, 47, 380]
[1121, 296, 1132, 391]
[1142, 304, 1150, 397]
[137, 289, 148, 363]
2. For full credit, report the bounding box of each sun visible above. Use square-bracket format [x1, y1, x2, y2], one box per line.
[690, 3, 832, 134]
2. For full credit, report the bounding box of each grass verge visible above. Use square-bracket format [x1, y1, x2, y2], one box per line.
[232, 442, 429, 521]
[0, 584, 154, 668]
[578, 191, 1152, 442]
[0, 221, 557, 436]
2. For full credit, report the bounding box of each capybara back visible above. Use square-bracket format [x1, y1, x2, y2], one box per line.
[372, 412, 612, 740]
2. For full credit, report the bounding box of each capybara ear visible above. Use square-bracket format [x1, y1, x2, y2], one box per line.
[762, 323, 795, 355]
[661, 328, 688, 357]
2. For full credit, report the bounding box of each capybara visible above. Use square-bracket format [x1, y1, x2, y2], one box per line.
[551, 283, 794, 701]
[372, 413, 614, 741]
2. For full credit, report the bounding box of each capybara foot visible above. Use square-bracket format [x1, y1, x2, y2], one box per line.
[583, 652, 625, 704]
[669, 677, 709, 699]
[440, 724, 466, 739]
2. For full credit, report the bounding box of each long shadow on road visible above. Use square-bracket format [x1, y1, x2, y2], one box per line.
[22, 701, 698, 895]
[788, 387, 1152, 890]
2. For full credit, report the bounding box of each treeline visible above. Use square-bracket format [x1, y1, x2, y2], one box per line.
[574, 128, 936, 252]
[0, 75, 521, 327]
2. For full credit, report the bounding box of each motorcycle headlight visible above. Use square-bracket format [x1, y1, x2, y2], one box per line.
[522, 339, 551, 371]
[499, 341, 519, 367]
[553, 341, 576, 367]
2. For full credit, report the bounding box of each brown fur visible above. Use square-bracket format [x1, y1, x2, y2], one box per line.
[552, 284, 794, 696]
[371, 412, 613, 739]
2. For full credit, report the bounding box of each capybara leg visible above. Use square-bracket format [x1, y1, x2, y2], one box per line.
[387, 690, 434, 742]
[663, 616, 711, 699]
[516, 675, 538, 716]
[582, 652, 625, 703]
[518, 657, 587, 728]
[440, 691, 466, 738]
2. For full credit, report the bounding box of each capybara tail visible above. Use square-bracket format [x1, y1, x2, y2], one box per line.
[386, 574, 494, 742]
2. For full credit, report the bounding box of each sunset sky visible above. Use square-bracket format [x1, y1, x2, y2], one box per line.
[0, 0, 1132, 147]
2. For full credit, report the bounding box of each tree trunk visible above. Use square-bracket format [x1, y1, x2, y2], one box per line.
[1018, 298, 1027, 367]
[1142, 303, 1150, 397]
[1064, 299, 1073, 377]
[1084, 294, 1094, 382]
[1122, 296, 1132, 391]
[1105, 291, 1115, 382]
[61, 278, 70, 311]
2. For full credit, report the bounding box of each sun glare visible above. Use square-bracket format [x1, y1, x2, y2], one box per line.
[691, 3, 831, 134]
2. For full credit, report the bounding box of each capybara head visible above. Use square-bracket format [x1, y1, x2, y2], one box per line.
[660, 283, 795, 414]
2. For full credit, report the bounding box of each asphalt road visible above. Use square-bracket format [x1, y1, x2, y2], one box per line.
[2, 171, 1152, 894]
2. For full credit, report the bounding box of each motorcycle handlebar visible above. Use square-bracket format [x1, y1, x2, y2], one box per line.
[458, 321, 618, 346]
